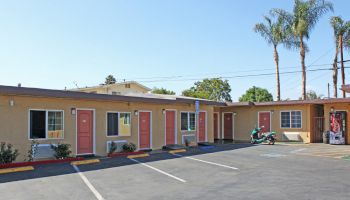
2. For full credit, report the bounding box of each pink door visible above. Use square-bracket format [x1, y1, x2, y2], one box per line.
[259, 112, 271, 133]
[198, 112, 206, 142]
[214, 113, 219, 139]
[77, 110, 93, 154]
[166, 110, 176, 145]
[139, 112, 151, 149]
[223, 113, 233, 139]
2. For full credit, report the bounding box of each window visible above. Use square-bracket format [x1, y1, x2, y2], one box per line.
[30, 111, 46, 139]
[291, 111, 302, 128]
[281, 112, 290, 128]
[181, 112, 196, 131]
[107, 113, 118, 136]
[30, 110, 64, 139]
[107, 112, 131, 136]
[280, 111, 302, 128]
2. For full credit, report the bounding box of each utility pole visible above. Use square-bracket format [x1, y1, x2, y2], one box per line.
[328, 83, 330, 99]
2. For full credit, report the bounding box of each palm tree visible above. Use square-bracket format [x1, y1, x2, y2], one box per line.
[254, 15, 296, 101]
[272, 0, 333, 100]
[330, 16, 350, 98]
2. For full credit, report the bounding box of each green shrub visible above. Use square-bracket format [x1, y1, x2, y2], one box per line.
[122, 143, 136, 152]
[109, 141, 117, 154]
[0, 142, 19, 164]
[51, 143, 72, 159]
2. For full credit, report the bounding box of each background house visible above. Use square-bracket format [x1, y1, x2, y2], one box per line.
[71, 81, 151, 95]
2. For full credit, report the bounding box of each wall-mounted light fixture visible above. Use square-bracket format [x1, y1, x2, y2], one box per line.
[233, 112, 237, 116]
[134, 110, 138, 116]
[271, 110, 274, 114]
[330, 107, 335, 113]
[9, 100, 14, 107]
[71, 108, 76, 115]
[162, 109, 166, 114]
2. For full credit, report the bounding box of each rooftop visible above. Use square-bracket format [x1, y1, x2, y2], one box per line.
[0, 85, 225, 106]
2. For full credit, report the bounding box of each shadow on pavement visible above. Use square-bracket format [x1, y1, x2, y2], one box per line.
[0, 143, 254, 184]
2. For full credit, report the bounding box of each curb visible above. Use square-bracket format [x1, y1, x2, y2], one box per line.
[0, 157, 84, 169]
[71, 159, 100, 166]
[0, 166, 34, 174]
[169, 149, 187, 154]
[127, 153, 149, 159]
[108, 151, 144, 157]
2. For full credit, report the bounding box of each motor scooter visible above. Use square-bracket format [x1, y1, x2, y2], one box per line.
[250, 126, 276, 145]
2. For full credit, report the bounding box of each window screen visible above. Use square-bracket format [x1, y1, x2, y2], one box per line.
[30, 110, 46, 139]
[189, 113, 196, 131]
[181, 113, 189, 131]
[291, 111, 302, 128]
[107, 113, 119, 136]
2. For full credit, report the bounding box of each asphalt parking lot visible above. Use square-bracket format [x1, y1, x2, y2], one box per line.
[1, 143, 350, 200]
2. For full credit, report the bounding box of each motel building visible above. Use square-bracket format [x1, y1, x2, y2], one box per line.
[0, 82, 350, 161]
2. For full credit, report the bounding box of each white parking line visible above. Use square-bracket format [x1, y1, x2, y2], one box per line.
[72, 165, 105, 200]
[173, 154, 239, 170]
[290, 148, 306, 154]
[129, 158, 187, 183]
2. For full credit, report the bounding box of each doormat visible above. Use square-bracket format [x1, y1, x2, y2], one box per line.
[198, 142, 214, 146]
[162, 144, 186, 150]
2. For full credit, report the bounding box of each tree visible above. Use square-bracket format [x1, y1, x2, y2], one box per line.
[151, 87, 175, 95]
[254, 14, 297, 101]
[330, 16, 350, 98]
[182, 78, 232, 102]
[105, 75, 116, 85]
[272, 0, 333, 100]
[303, 90, 324, 100]
[345, 32, 350, 50]
[239, 86, 273, 102]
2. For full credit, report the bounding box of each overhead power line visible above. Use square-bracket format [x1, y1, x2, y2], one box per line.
[135, 66, 349, 83]
[126, 63, 336, 81]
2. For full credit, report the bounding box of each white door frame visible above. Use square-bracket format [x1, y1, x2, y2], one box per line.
[138, 110, 152, 150]
[164, 109, 177, 145]
[258, 111, 271, 132]
[76, 108, 96, 155]
[213, 112, 220, 139]
[221, 112, 234, 140]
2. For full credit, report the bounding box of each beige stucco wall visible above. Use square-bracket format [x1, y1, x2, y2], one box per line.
[0, 95, 214, 161]
[323, 103, 350, 144]
[219, 105, 311, 143]
[77, 83, 149, 94]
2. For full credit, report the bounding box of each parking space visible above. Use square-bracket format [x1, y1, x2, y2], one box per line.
[288, 143, 350, 159]
[1, 143, 350, 200]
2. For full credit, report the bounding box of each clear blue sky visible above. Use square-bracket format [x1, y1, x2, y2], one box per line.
[0, 0, 349, 101]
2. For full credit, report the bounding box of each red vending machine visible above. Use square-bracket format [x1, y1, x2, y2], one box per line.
[329, 111, 346, 145]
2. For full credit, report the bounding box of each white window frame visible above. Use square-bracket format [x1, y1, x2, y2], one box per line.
[280, 110, 302, 129]
[28, 109, 65, 140]
[106, 111, 132, 137]
[180, 111, 196, 131]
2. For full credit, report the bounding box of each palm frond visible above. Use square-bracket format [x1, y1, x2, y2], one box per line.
[254, 22, 274, 45]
